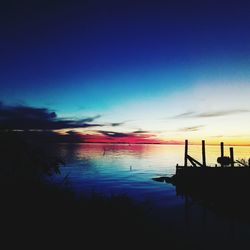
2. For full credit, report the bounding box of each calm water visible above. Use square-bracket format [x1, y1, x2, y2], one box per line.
[51, 143, 250, 248]
[54, 143, 250, 204]
[51, 143, 250, 203]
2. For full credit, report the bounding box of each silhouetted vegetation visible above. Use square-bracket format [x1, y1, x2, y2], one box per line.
[0, 131, 62, 179]
[0, 131, 190, 249]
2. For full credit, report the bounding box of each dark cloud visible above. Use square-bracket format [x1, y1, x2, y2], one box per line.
[110, 122, 125, 127]
[178, 125, 204, 132]
[97, 130, 155, 139]
[0, 103, 102, 130]
[98, 131, 129, 138]
[81, 129, 166, 144]
[78, 115, 101, 123]
[132, 130, 149, 134]
[172, 109, 250, 119]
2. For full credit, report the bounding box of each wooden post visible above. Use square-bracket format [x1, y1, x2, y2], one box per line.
[202, 140, 206, 167]
[220, 142, 224, 167]
[230, 147, 234, 167]
[184, 140, 188, 167]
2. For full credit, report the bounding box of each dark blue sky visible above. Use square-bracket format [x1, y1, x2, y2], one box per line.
[1, 0, 250, 115]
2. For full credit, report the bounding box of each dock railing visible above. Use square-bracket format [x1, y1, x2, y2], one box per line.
[181, 140, 249, 168]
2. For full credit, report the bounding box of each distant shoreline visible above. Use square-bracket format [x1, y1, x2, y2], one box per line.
[56, 142, 250, 147]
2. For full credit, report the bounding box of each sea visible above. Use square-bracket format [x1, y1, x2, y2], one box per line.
[50, 143, 250, 248]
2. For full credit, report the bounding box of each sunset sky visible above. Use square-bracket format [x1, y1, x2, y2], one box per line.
[1, 0, 250, 145]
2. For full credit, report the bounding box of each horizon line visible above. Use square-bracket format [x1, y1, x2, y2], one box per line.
[57, 141, 250, 147]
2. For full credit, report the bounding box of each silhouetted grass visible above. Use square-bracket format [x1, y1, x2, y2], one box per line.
[0, 177, 193, 249]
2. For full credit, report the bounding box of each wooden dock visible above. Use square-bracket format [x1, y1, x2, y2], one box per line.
[169, 140, 250, 185]
[154, 139, 250, 187]
[153, 140, 250, 222]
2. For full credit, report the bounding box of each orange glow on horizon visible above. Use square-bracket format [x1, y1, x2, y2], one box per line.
[54, 129, 250, 146]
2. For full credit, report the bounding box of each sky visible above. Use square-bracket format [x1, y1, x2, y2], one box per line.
[1, 0, 250, 145]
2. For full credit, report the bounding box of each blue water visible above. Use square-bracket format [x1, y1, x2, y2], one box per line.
[49, 143, 250, 247]
[51, 143, 250, 206]
[52, 143, 185, 208]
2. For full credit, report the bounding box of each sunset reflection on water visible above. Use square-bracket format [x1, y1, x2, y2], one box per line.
[55, 143, 250, 204]
[51, 143, 250, 247]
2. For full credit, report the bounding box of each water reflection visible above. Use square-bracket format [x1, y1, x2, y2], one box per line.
[55, 143, 250, 199]
[52, 143, 250, 248]
[181, 192, 250, 249]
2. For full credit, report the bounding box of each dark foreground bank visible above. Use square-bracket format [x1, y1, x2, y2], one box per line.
[1, 178, 197, 249]
[1, 132, 249, 249]
[0, 132, 191, 249]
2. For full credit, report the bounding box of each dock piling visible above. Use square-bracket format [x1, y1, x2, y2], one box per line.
[230, 147, 234, 167]
[184, 140, 188, 167]
[220, 142, 224, 167]
[202, 140, 206, 167]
